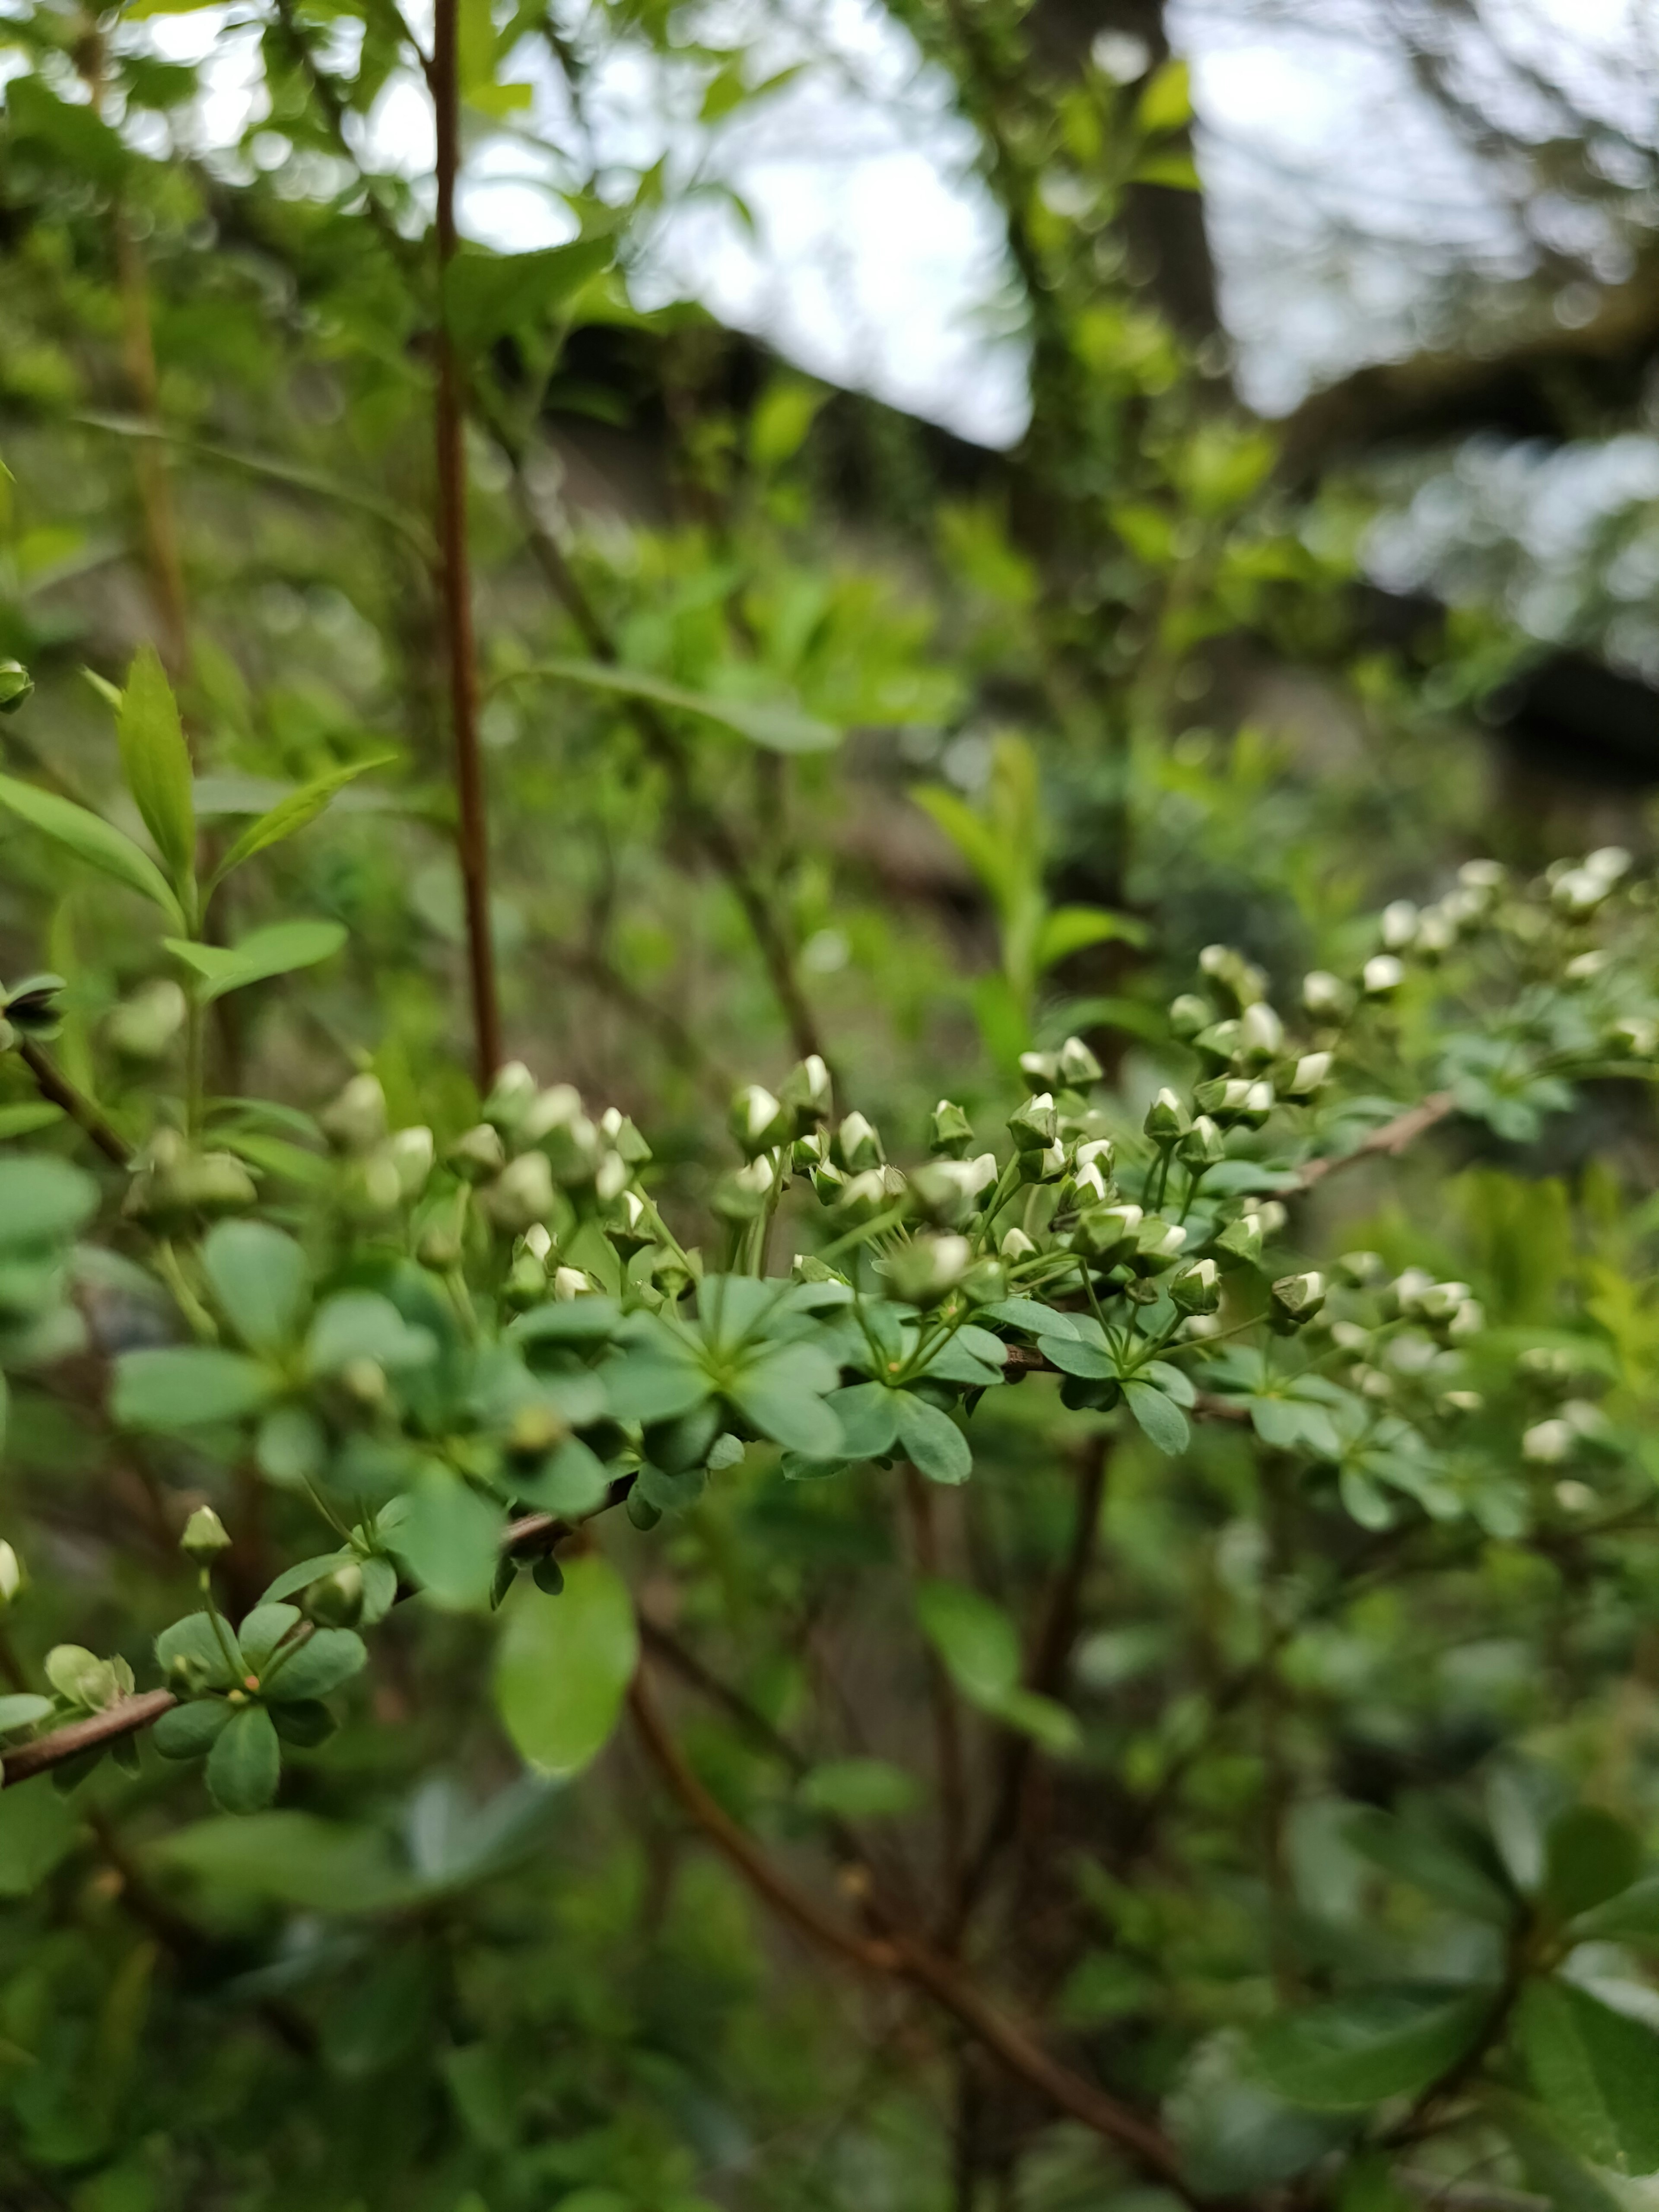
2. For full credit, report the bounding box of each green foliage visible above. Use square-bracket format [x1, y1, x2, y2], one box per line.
[0, 4, 1657, 2204]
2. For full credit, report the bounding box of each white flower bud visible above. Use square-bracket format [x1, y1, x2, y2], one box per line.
[0, 1541, 22, 1606]
[1458, 858, 1505, 896]
[483, 1061, 538, 1133]
[1380, 899, 1418, 950]
[594, 1150, 630, 1203]
[1285, 1052, 1332, 1098]
[731, 1084, 787, 1157]
[519, 1084, 583, 1143]
[1057, 1035, 1103, 1087]
[484, 1150, 556, 1231]
[1565, 950, 1609, 980]
[1414, 909, 1456, 959]
[1551, 868, 1611, 919]
[1586, 846, 1630, 885]
[836, 1111, 885, 1172]
[523, 1222, 554, 1263]
[1236, 1002, 1283, 1064]
[1362, 954, 1404, 997]
[1555, 1479, 1596, 1513]
[1523, 1419, 1573, 1464]
[553, 1266, 594, 1301]
[1439, 1389, 1483, 1416]
[388, 1125, 435, 1198]
[181, 1505, 231, 1560]
[999, 1227, 1036, 1261]
[321, 1073, 387, 1155]
[1302, 970, 1351, 1020]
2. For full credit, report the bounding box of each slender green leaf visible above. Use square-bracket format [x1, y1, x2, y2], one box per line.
[149, 1810, 413, 1911]
[1545, 1807, 1643, 1923]
[1251, 1986, 1496, 2111]
[164, 918, 346, 1003]
[1034, 904, 1148, 972]
[916, 1580, 1018, 1707]
[116, 643, 194, 892]
[0, 1156, 98, 1248]
[0, 772, 184, 925]
[509, 658, 838, 754]
[210, 756, 394, 887]
[1517, 1978, 1659, 2173]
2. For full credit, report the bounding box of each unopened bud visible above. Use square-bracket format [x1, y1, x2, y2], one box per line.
[1380, 899, 1418, 951]
[929, 1099, 974, 1158]
[321, 1073, 388, 1154]
[1168, 994, 1211, 1041]
[483, 1150, 556, 1232]
[999, 1227, 1036, 1261]
[449, 1123, 506, 1183]
[1270, 1271, 1326, 1331]
[1169, 1257, 1221, 1314]
[731, 1083, 788, 1157]
[553, 1265, 594, 1301]
[912, 1154, 996, 1224]
[303, 1563, 364, 1627]
[836, 1111, 885, 1172]
[181, 1505, 231, 1561]
[778, 1055, 833, 1129]
[1362, 955, 1404, 997]
[1132, 1217, 1187, 1274]
[1143, 1088, 1190, 1142]
[0, 1541, 22, 1606]
[1007, 1093, 1058, 1150]
[1214, 1212, 1263, 1265]
[483, 1061, 538, 1134]
[0, 660, 33, 714]
[1199, 944, 1267, 1009]
[1018, 1141, 1068, 1184]
[1178, 1114, 1225, 1167]
[1074, 1203, 1141, 1263]
[1523, 1419, 1573, 1464]
[1284, 1052, 1332, 1098]
[1057, 1034, 1103, 1087]
[1302, 970, 1352, 1021]
[884, 1233, 973, 1309]
[1236, 1003, 1283, 1065]
[388, 1125, 435, 1198]
[340, 1357, 387, 1406]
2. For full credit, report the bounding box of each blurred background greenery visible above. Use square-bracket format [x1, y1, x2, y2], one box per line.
[5, 1, 1659, 2207]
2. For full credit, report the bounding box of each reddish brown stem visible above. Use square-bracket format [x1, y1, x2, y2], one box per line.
[432, 0, 502, 1089]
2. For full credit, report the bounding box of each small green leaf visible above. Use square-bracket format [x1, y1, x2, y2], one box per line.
[206, 1704, 282, 1814]
[995, 1686, 1083, 1755]
[305, 1292, 434, 1376]
[493, 1551, 638, 1779]
[155, 1611, 239, 1691]
[730, 1343, 843, 1457]
[1345, 1807, 1517, 1925]
[1248, 1395, 1341, 1457]
[390, 1468, 502, 1613]
[513, 1436, 610, 1517]
[1573, 1875, 1659, 1946]
[148, 1809, 412, 1912]
[894, 1392, 971, 1484]
[0, 1156, 98, 1248]
[164, 918, 346, 1003]
[825, 1382, 899, 1459]
[0, 1779, 76, 1896]
[1136, 55, 1192, 135]
[443, 238, 613, 351]
[1250, 1985, 1496, 2111]
[1034, 904, 1148, 972]
[113, 1347, 276, 1430]
[1517, 1978, 1659, 2173]
[263, 1627, 366, 1703]
[210, 756, 393, 886]
[601, 1353, 712, 1425]
[916, 1580, 1019, 1707]
[1545, 1807, 1644, 1923]
[152, 1699, 233, 1760]
[0, 1694, 52, 1733]
[258, 1551, 354, 1605]
[798, 1759, 922, 1818]
[508, 658, 838, 755]
[1125, 1379, 1189, 1456]
[0, 772, 184, 926]
[116, 642, 195, 893]
[200, 1220, 310, 1353]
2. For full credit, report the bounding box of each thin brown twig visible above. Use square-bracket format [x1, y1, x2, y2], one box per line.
[431, 0, 502, 1087]
[1290, 1092, 1455, 1194]
[627, 1659, 1194, 2197]
[950, 1434, 1109, 1938]
[18, 1042, 130, 1166]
